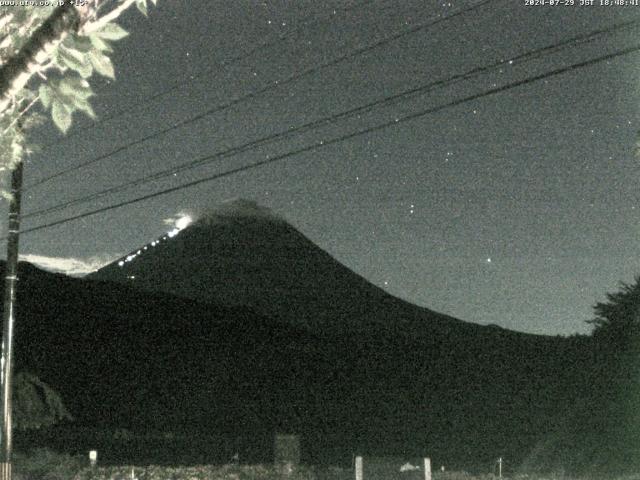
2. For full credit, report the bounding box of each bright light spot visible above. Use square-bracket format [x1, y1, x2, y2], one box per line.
[128, 275, 135, 280]
[175, 215, 192, 231]
[486, 258, 492, 263]
[118, 261, 124, 267]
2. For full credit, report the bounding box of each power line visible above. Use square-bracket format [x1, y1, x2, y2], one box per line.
[38, 0, 380, 150]
[25, 0, 497, 191]
[13, 43, 640, 239]
[22, 17, 640, 221]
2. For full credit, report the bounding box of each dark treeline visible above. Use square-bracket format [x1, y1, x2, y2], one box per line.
[522, 277, 640, 475]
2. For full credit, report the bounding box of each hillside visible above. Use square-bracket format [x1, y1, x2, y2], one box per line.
[90, 200, 513, 340]
[81, 200, 594, 467]
[0, 260, 590, 468]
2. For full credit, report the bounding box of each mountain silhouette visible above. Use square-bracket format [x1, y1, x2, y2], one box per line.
[90, 199, 488, 339]
[84, 199, 594, 468]
[0, 200, 594, 469]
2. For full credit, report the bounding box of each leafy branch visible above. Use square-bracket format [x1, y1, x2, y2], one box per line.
[0, 0, 158, 172]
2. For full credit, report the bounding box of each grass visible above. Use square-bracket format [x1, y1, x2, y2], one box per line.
[10, 450, 640, 480]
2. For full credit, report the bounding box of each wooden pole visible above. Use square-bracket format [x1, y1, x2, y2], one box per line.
[0, 160, 23, 480]
[354, 456, 363, 480]
[423, 458, 431, 480]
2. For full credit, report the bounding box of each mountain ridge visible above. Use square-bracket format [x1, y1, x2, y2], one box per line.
[89, 199, 540, 340]
[0, 260, 592, 468]
[0, 200, 594, 468]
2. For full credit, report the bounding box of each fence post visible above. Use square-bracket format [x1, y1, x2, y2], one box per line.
[354, 456, 363, 480]
[423, 458, 431, 480]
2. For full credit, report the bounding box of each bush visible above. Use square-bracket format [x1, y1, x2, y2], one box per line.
[74, 464, 327, 480]
[13, 448, 85, 480]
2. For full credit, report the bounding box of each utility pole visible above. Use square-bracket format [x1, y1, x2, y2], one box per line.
[0, 160, 23, 480]
[0, 18, 80, 475]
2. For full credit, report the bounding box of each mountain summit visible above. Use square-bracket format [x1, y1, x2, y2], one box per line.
[90, 198, 465, 336]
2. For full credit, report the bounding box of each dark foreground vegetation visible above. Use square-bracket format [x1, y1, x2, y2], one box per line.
[4, 241, 640, 477]
[11, 448, 640, 480]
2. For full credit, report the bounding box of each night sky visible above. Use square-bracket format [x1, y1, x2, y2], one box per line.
[8, 0, 640, 336]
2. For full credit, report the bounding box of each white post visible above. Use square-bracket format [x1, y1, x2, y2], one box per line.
[498, 457, 502, 479]
[89, 450, 97, 467]
[423, 458, 431, 480]
[355, 456, 363, 480]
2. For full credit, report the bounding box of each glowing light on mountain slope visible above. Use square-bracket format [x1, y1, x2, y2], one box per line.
[175, 215, 192, 230]
[117, 214, 193, 268]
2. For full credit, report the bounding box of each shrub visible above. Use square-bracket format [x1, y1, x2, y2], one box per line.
[13, 448, 85, 480]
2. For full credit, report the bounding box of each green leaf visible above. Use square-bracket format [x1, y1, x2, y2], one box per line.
[136, 0, 148, 16]
[38, 84, 52, 109]
[95, 23, 129, 41]
[88, 33, 113, 52]
[73, 97, 96, 120]
[58, 43, 84, 65]
[64, 34, 93, 53]
[51, 101, 72, 134]
[58, 76, 94, 101]
[76, 62, 93, 78]
[57, 44, 93, 78]
[88, 50, 115, 79]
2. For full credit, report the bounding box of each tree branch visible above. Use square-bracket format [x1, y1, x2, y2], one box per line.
[0, 14, 13, 32]
[2, 95, 39, 134]
[0, 15, 40, 61]
[81, 0, 136, 34]
[0, 3, 81, 115]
